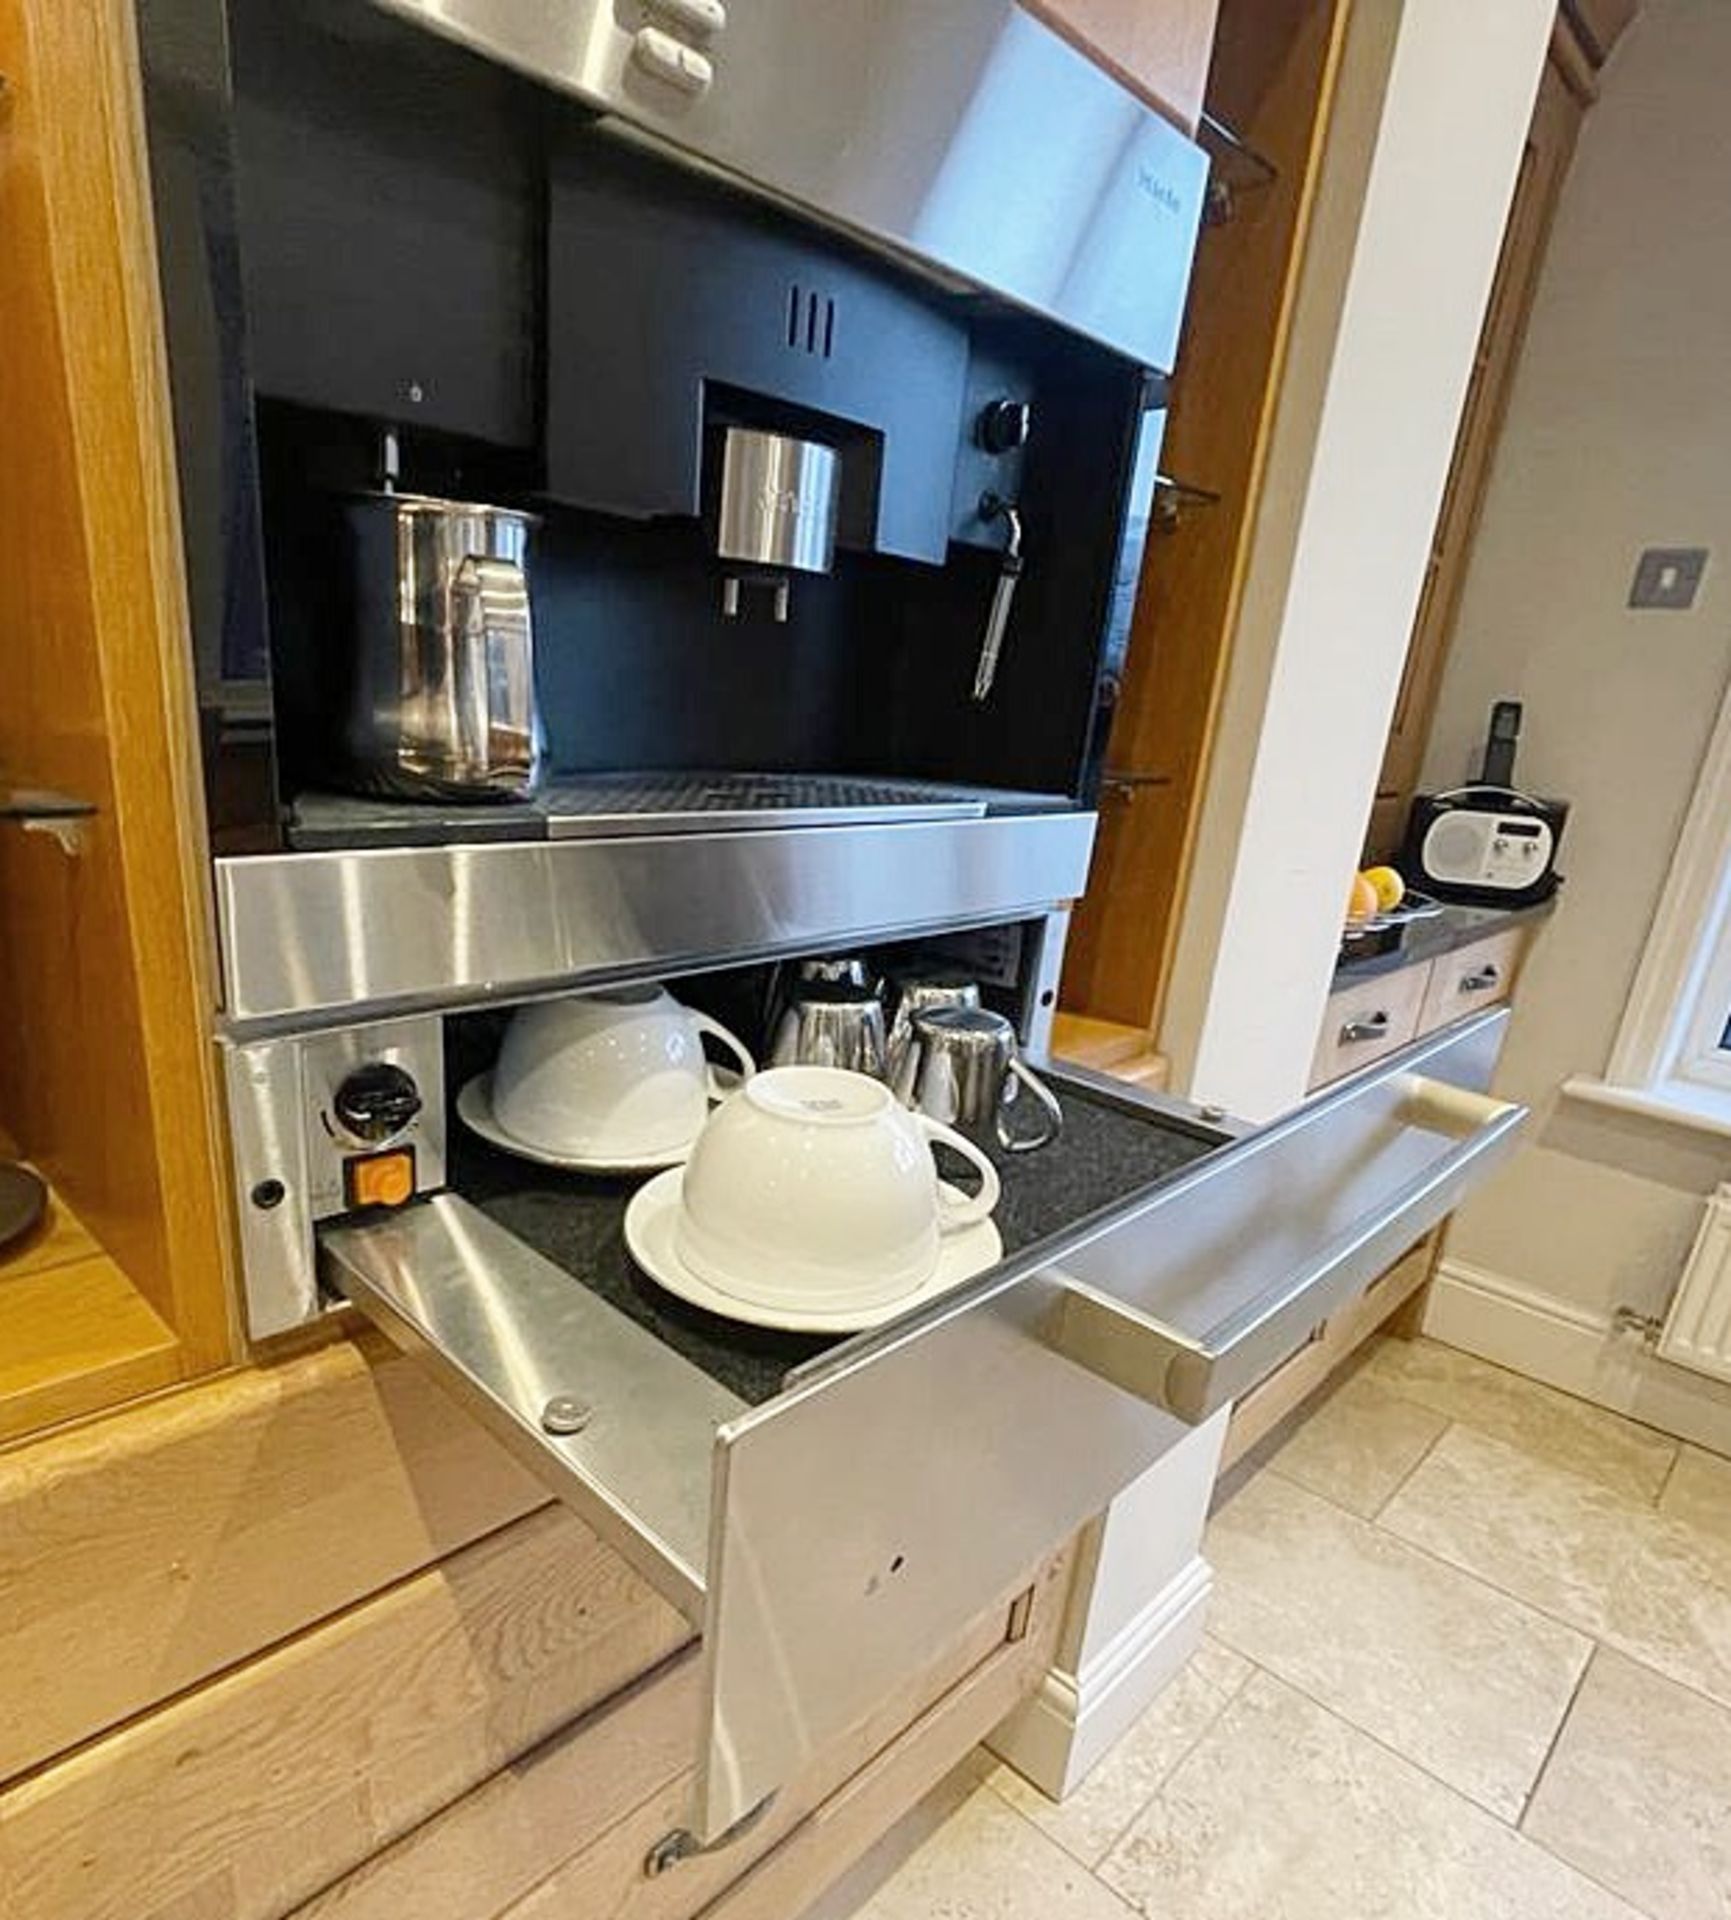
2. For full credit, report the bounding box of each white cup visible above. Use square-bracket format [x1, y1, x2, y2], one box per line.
[674, 1064, 1001, 1311]
[491, 984, 755, 1160]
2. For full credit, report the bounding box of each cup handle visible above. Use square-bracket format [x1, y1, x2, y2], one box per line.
[917, 1116, 1001, 1231]
[997, 1057, 1063, 1153]
[693, 1012, 756, 1101]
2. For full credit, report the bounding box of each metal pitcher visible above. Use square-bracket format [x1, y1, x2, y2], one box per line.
[768, 956, 888, 1078]
[342, 489, 543, 801]
[885, 970, 981, 1095]
[899, 1005, 1062, 1153]
[770, 990, 889, 1079]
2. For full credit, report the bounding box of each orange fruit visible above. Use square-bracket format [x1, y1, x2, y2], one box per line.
[1346, 872, 1379, 924]
[1363, 865, 1405, 913]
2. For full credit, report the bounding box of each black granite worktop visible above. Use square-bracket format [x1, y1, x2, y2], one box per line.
[448, 1082, 1223, 1407]
[1333, 897, 1555, 984]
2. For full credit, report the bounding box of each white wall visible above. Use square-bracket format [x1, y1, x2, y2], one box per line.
[1161, 0, 1554, 1120]
[1419, 0, 1731, 1436]
[1032, 0, 1560, 1811]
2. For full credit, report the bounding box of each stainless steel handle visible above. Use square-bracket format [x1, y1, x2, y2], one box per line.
[1041, 1074, 1526, 1423]
[451, 554, 538, 780]
[1459, 965, 1501, 993]
[997, 1055, 1063, 1154]
[1339, 1011, 1391, 1044]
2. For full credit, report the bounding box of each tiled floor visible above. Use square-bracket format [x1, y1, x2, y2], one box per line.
[806, 1334, 1731, 1920]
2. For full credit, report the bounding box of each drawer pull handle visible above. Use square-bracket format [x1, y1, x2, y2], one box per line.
[1459, 965, 1501, 993]
[646, 1795, 777, 1877]
[1340, 1012, 1390, 1044]
[1042, 1069, 1528, 1424]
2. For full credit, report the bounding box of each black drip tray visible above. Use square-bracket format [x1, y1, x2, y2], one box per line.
[450, 1083, 1221, 1406]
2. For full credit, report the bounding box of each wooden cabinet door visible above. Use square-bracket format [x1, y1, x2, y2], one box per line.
[1366, 54, 1586, 858]
[1021, 0, 1222, 131]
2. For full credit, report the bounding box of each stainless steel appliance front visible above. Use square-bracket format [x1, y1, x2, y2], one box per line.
[214, 810, 1096, 1030]
[322, 1009, 1525, 1845]
[362, 0, 1209, 372]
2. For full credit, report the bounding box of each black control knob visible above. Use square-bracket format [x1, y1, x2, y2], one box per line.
[976, 397, 1032, 455]
[333, 1062, 423, 1144]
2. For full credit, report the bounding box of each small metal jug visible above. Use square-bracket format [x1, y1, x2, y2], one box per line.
[770, 989, 889, 1080]
[884, 969, 981, 1094]
[768, 956, 888, 1078]
[343, 488, 543, 801]
[899, 1006, 1062, 1153]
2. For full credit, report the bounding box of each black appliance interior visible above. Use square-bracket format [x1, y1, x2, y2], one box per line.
[144, 0, 1168, 852]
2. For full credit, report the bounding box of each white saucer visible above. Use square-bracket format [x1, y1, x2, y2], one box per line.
[622, 1166, 1004, 1334]
[457, 1072, 697, 1175]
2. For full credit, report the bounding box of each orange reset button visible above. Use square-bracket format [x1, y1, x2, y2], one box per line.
[344, 1149, 416, 1210]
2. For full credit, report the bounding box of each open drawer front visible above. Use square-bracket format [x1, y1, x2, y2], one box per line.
[320, 1007, 1522, 1847]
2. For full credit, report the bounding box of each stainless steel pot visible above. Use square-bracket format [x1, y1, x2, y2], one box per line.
[343, 491, 543, 801]
[899, 1005, 1062, 1153]
[770, 990, 889, 1080]
[885, 970, 980, 1095]
[767, 955, 884, 1073]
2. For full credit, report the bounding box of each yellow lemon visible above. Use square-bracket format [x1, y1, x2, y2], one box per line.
[1363, 865, 1406, 913]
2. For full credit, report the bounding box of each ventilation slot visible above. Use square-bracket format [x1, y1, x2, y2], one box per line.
[783, 285, 836, 359]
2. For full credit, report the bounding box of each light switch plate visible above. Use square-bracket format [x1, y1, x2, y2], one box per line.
[1629, 546, 1708, 610]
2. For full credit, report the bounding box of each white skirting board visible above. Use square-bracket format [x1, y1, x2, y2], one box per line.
[986, 1554, 1211, 1798]
[1424, 1257, 1731, 1456]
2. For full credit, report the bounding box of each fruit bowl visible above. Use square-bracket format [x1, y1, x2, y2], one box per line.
[1341, 886, 1445, 943]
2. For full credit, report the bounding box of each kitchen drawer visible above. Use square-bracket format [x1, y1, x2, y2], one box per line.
[1311, 963, 1430, 1087]
[323, 1012, 1523, 1851]
[1419, 927, 1523, 1034]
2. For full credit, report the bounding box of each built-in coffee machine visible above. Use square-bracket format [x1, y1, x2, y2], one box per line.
[136, 0, 1528, 1863]
[155, 0, 1200, 852]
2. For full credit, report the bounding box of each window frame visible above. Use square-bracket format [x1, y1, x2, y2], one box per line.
[1570, 678, 1731, 1133]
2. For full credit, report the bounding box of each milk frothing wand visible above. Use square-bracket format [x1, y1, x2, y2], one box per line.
[971, 491, 1024, 702]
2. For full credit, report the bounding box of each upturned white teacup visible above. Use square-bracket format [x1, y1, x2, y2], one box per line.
[491, 984, 755, 1161]
[674, 1064, 1001, 1311]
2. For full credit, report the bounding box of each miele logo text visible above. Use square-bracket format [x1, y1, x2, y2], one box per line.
[1135, 165, 1182, 214]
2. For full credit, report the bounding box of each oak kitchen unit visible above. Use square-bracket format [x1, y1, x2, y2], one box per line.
[0, 3, 1530, 1917]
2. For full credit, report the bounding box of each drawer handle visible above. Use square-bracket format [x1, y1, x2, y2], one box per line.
[1042, 1073, 1528, 1424]
[1340, 1012, 1390, 1044]
[1459, 965, 1501, 993]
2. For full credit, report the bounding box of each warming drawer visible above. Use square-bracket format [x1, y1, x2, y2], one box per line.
[321, 1008, 1523, 1850]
